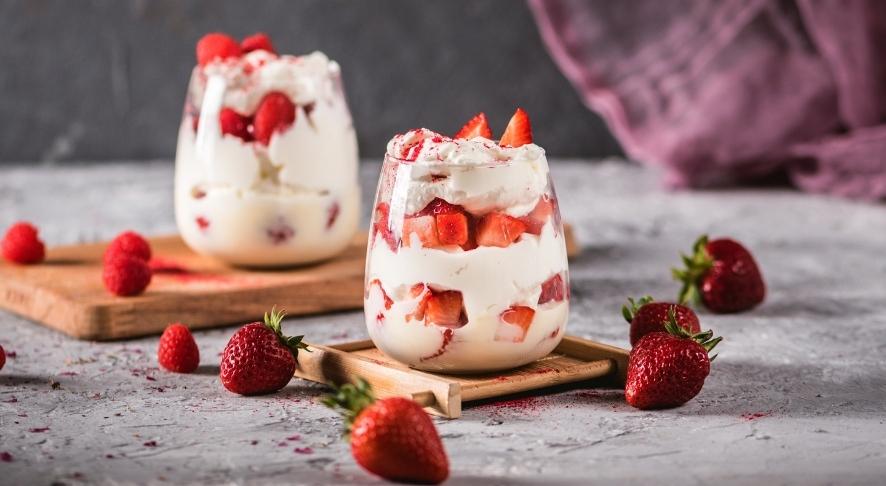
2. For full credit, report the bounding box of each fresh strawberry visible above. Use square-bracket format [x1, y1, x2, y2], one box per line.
[252, 92, 296, 145]
[498, 107, 532, 147]
[434, 212, 469, 246]
[158, 323, 200, 373]
[372, 203, 397, 251]
[521, 195, 554, 235]
[103, 230, 152, 264]
[103, 255, 152, 297]
[0, 344, 5, 371]
[425, 290, 467, 328]
[219, 108, 252, 141]
[416, 198, 462, 216]
[538, 274, 567, 304]
[673, 235, 766, 313]
[454, 112, 493, 140]
[499, 305, 536, 342]
[220, 308, 308, 395]
[367, 279, 393, 310]
[240, 32, 276, 54]
[196, 32, 242, 66]
[625, 312, 722, 409]
[407, 283, 430, 322]
[622, 296, 700, 347]
[1, 222, 45, 265]
[323, 378, 449, 484]
[476, 212, 527, 247]
[402, 215, 440, 248]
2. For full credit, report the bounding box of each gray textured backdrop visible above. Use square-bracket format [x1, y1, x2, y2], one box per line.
[0, 0, 623, 163]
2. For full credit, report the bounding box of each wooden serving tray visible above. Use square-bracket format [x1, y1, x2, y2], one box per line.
[0, 226, 578, 341]
[294, 335, 629, 419]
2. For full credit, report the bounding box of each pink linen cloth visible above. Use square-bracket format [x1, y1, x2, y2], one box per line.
[528, 0, 886, 200]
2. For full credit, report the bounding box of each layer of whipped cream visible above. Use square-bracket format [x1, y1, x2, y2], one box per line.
[189, 51, 343, 114]
[364, 219, 569, 371]
[384, 129, 549, 216]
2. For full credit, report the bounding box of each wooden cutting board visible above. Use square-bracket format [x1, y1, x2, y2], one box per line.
[0, 226, 578, 341]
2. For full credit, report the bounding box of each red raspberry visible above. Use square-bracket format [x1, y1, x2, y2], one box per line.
[104, 231, 152, 264]
[1, 222, 45, 265]
[196, 32, 242, 67]
[241, 33, 276, 54]
[219, 108, 253, 141]
[252, 92, 296, 145]
[103, 255, 152, 297]
[158, 323, 200, 373]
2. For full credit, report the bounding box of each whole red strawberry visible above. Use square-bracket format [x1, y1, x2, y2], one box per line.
[240, 32, 276, 54]
[0, 344, 5, 371]
[220, 308, 307, 395]
[323, 379, 449, 484]
[104, 230, 152, 264]
[673, 235, 765, 313]
[622, 296, 700, 346]
[625, 313, 722, 410]
[158, 323, 200, 373]
[196, 32, 241, 66]
[1, 222, 45, 265]
[103, 255, 152, 296]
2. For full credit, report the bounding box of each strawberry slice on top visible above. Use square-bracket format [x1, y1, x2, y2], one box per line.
[454, 112, 493, 140]
[499, 108, 533, 147]
[196, 32, 242, 67]
[241, 32, 276, 54]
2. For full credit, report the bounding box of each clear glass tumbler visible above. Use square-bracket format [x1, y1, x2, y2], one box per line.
[364, 141, 570, 373]
[174, 50, 359, 267]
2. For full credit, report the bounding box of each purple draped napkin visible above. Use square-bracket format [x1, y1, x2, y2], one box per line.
[529, 0, 886, 200]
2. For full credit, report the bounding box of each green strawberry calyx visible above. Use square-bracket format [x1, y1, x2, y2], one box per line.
[672, 234, 714, 306]
[622, 295, 654, 323]
[263, 307, 309, 357]
[662, 307, 723, 361]
[321, 377, 376, 436]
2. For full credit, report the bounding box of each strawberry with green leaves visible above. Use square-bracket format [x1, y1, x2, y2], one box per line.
[622, 296, 700, 347]
[673, 235, 766, 313]
[220, 308, 308, 395]
[324, 378, 449, 485]
[625, 309, 722, 410]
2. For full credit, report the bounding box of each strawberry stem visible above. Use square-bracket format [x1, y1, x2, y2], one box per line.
[622, 295, 654, 323]
[672, 234, 714, 306]
[662, 306, 722, 358]
[321, 377, 376, 435]
[263, 307, 309, 357]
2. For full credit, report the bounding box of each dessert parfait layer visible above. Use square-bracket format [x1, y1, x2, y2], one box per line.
[365, 110, 570, 372]
[175, 33, 359, 267]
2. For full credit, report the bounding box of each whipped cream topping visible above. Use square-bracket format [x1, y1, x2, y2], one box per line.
[384, 129, 550, 215]
[189, 51, 342, 114]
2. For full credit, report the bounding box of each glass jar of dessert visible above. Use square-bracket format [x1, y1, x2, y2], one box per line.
[175, 32, 359, 267]
[365, 109, 570, 373]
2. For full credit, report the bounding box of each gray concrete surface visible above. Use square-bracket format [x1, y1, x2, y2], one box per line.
[0, 0, 621, 163]
[1, 160, 885, 485]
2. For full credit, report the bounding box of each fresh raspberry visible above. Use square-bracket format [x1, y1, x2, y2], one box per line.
[103, 231, 152, 264]
[196, 32, 242, 67]
[1, 222, 45, 265]
[241, 33, 276, 54]
[219, 108, 253, 141]
[103, 255, 152, 297]
[158, 323, 200, 373]
[253, 92, 296, 145]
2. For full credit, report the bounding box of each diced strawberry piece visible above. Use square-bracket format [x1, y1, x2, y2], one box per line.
[499, 306, 536, 343]
[219, 108, 252, 141]
[372, 203, 397, 251]
[407, 283, 430, 322]
[416, 198, 463, 216]
[195, 216, 210, 231]
[538, 274, 566, 304]
[401, 139, 425, 161]
[326, 201, 340, 230]
[521, 195, 554, 235]
[402, 215, 440, 248]
[476, 212, 527, 248]
[253, 92, 296, 145]
[499, 107, 533, 147]
[368, 279, 393, 310]
[196, 33, 242, 67]
[454, 112, 493, 140]
[241, 33, 276, 54]
[425, 291, 467, 329]
[435, 212, 469, 246]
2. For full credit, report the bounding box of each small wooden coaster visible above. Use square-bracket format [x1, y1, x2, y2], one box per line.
[294, 335, 629, 419]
